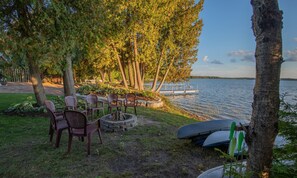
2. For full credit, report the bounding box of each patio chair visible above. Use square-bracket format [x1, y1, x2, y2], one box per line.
[85, 94, 105, 119]
[64, 95, 87, 115]
[64, 110, 103, 155]
[124, 93, 137, 115]
[45, 100, 68, 148]
[45, 100, 64, 117]
[107, 93, 122, 113]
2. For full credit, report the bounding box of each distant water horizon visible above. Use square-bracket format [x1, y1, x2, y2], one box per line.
[166, 78, 297, 123]
[190, 76, 297, 80]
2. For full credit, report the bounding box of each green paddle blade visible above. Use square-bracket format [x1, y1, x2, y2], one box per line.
[228, 137, 237, 157]
[237, 132, 244, 151]
[229, 122, 236, 140]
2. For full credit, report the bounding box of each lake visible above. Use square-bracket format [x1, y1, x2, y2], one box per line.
[166, 79, 297, 123]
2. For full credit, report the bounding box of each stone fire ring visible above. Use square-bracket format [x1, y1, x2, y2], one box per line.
[100, 113, 137, 132]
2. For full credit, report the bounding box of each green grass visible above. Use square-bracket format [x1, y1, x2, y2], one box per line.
[0, 93, 224, 177]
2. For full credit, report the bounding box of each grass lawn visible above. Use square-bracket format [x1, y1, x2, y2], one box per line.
[0, 93, 224, 177]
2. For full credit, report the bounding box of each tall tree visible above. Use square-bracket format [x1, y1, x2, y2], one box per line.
[0, 1, 51, 106]
[154, 0, 203, 92]
[247, 0, 283, 177]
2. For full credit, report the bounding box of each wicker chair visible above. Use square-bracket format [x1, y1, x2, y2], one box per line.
[45, 100, 68, 148]
[107, 94, 122, 113]
[85, 94, 105, 119]
[64, 110, 103, 155]
[45, 100, 64, 117]
[124, 93, 137, 115]
[64, 96, 87, 115]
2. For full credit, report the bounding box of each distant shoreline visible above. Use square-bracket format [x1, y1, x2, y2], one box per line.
[189, 76, 297, 81]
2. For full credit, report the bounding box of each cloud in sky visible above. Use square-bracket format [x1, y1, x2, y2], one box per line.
[210, 60, 223, 64]
[230, 59, 236, 63]
[285, 49, 297, 62]
[228, 50, 255, 62]
[202, 56, 208, 62]
[294, 37, 297, 42]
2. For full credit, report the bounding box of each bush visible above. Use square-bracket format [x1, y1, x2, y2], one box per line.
[77, 84, 159, 100]
[4, 96, 45, 116]
[272, 94, 297, 177]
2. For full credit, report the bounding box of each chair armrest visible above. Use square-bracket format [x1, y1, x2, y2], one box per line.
[54, 111, 64, 117]
[56, 115, 64, 121]
[98, 101, 104, 107]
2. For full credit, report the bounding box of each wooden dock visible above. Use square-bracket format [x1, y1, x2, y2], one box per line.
[159, 89, 199, 96]
[159, 83, 199, 95]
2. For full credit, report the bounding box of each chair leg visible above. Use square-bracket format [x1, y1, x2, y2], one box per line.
[97, 129, 103, 144]
[55, 130, 62, 148]
[49, 127, 54, 142]
[87, 135, 91, 155]
[68, 134, 73, 153]
[134, 106, 137, 115]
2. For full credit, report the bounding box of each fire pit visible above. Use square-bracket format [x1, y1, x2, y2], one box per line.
[100, 111, 137, 132]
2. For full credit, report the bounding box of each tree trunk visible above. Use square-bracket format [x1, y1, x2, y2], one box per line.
[247, 0, 283, 177]
[151, 48, 165, 91]
[63, 55, 76, 96]
[113, 46, 128, 88]
[132, 60, 138, 89]
[156, 58, 174, 93]
[27, 56, 46, 106]
[108, 71, 112, 83]
[99, 70, 106, 83]
[127, 58, 135, 87]
[133, 34, 143, 90]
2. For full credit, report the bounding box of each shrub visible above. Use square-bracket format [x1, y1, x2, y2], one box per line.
[77, 84, 159, 100]
[4, 96, 45, 116]
[272, 94, 297, 177]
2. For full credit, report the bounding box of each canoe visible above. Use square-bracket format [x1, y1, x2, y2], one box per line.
[202, 131, 232, 148]
[202, 130, 286, 149]
[177, 119, 235, 139]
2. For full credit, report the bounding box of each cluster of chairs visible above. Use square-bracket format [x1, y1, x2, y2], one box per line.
[44, 93, 138, 155]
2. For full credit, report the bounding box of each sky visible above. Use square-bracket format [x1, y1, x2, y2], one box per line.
[191, 0, 297, 78]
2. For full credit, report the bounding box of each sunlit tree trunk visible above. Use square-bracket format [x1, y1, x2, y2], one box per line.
[247, 0, 283, 177]
[132, 61, 138, 89]
[27, 56, 46, 106]
[133, 34, 144, 90]
[113, 46, 128, 88]
[156, 58, 174, 93]
[151, 48, 165, 91]
[99, 70, 106, 83]
[63, 55, 76, 96]
[127, 58, 135, 87]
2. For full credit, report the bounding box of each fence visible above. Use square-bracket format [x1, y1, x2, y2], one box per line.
[0, 68, 31, 82]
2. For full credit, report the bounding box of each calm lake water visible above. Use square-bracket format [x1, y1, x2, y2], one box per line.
[166, 79, 297, 122]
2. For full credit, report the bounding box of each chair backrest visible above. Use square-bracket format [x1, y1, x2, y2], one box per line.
[108, 94, 118, 105]
[46, 107, 58, 130]
[86, 94, 98, 107]
[65, 96, 77, 110]
[45, 100, 56, 113]
[125, 93, 136, 104]
[64, 110, 87, 136]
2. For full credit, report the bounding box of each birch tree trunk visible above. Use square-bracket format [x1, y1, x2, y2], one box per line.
[133, 34, 143, 90]
[99, 70, 106, 83]
[127, 59, 135, 87]
[63, 55, 76, 96]
[113, 46, 128, 88]
[151, 48, 164, 91]
[247, 0, 283, 177]
[156, 58, 174, 93]
[27, 56, 46, 106]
